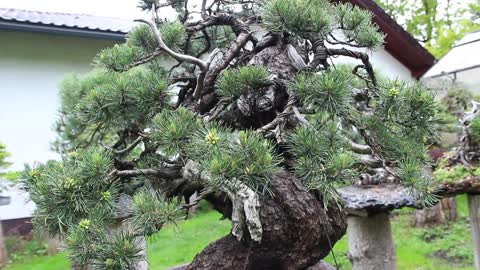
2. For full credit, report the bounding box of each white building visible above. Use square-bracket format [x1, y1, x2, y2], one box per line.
[0, 1, 435, 224]
[422, 30, 480, 95]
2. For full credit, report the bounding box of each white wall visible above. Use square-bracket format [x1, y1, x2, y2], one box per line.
[0, 30, 117, 170]
[0, 181, 35, 220]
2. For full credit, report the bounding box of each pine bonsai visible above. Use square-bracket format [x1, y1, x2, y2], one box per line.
[23, 0, 439, 269]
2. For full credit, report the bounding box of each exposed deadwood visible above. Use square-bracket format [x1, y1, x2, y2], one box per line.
[351, 141, 373, 155]
[112, 167, 181, 179]
[136, 19, 208, 70]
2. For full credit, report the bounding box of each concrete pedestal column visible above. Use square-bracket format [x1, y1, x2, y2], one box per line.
[347, 212, 397, 270]
[468, 194, 480, 270]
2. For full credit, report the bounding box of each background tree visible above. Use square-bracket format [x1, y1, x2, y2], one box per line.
[23, 0, 440, 269]
[376, 0, 480, 58]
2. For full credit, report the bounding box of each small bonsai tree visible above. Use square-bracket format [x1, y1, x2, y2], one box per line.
[23, 0, 439, 269]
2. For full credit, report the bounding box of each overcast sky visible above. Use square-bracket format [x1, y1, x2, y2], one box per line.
[0, 0, 147, 19]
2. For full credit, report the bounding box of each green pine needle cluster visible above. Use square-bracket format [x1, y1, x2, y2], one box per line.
[23, 147, 183, 266]
[95, 44, 144, 72]
[54, 69, 170, 151]
[375, 80, 439, 144]
[397, 158, 437, 206]
[127, 24, 158, 54]
[66, 226, 145, 269]
[76, 69, 169, 127]
[159, 21, 186, 49]
[129, 189, 183, 237]
[261, 0, 384, 47]
[216, 66, 270, 99]
[23, 148, 116, 236]
[336, 3, 385, 49]
[0, 142, 12, 173]
[291, 68, 354, 116]
[261, 0, 334, 38]
[95, 231, 145, 270]
[287, 122, 358, 207]
[149, 107, 282, 194]
[150, 107, 202, 158]
[188, 126, 282, 193]
[96, 20, 185, 71]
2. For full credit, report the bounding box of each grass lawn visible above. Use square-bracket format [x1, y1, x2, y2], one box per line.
[5, 196, 475, 270]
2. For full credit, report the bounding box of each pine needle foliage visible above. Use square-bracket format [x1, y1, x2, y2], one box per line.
[262, 0, 383, 48]
[95, 44, 144, 72]
[76, 70, 168, 127]
[127, 24, 158, 54]
[216, 66, 270, 99]
[287, 122, 358, 207]
[335, 3, 385, 49]
[66, 225, 146, 269]
[0, 142, 12, 174]
[375, 80, 439, 141]
[97, 21, 185, 71]
[262, 0, 334, 38]
[23, 148, 116, 236]
[188, 126, 282, 193]
[159, 21, 186, 49]
[150, 107, 202, 158]
[95, 231, 146, 269]
[291, 69, 354, 116]
[128, 189, 183, 236]
[54, 69, 170, 151]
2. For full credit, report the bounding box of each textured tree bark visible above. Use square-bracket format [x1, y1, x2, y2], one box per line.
[412, 197, 457, 227]
[183, 171, 347, 270]
[347, 212, 397, 270]
[467, 194, 480, 270]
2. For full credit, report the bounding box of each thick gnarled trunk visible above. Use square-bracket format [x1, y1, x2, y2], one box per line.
[184, 171, 347, 270]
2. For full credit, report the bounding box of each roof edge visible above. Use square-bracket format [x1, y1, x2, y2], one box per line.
[344, 0, 436, 79]
[0, 19, 126, 40]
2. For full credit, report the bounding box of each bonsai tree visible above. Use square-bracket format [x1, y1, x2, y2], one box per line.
[23, 0, 439, 269]
[433, 100, 480, 269]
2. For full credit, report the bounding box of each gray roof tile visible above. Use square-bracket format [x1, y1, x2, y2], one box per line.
[0, 8, 134, 33]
